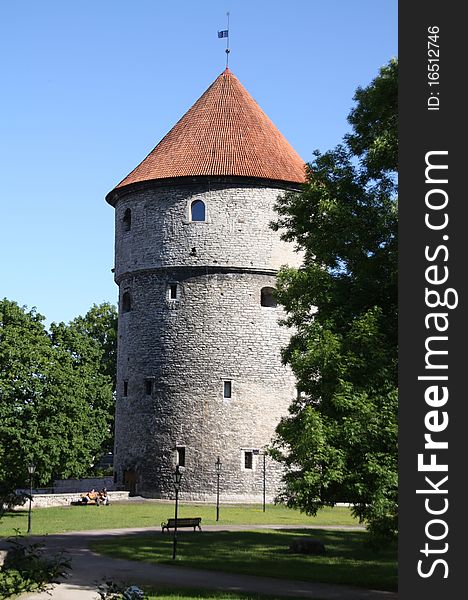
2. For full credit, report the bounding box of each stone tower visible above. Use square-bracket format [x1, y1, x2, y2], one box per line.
[106, 68, 305, 501]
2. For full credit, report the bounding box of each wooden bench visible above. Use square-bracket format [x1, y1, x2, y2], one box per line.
[161, 517, 202, 532]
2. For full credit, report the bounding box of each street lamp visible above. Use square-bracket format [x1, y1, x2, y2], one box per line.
[215, 456, 222, 522]
[172, 464, 183, 560]
[252, 449, 266, 512]
[262, 453, 266, 512]
[27, 463, 36, 534]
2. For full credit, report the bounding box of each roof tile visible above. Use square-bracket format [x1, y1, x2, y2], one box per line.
[114, 68, 306, 189]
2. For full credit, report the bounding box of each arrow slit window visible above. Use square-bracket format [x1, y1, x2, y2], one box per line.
[260, 287, 277, 308]
[244, 451, 253, 470]
[122, 291, 132, 313]
[123, 208, 131, 232]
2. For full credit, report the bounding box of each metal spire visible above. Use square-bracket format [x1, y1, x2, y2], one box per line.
[225, 12, 230, 68]
[218, 12, 230, 68]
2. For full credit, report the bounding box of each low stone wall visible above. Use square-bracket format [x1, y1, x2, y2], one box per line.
[13, 491, 129, 510]
[148, 491, 277, 504]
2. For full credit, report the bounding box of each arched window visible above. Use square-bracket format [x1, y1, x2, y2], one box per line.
[260, 287, 277, 308]
[122, 291, 132, 313]
[123, 208, 131, 232]
[190, 200, 206, 222]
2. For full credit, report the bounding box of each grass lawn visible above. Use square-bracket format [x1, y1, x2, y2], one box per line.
[0, 503, 358, 537]
[91, 528, 397, 592]
[142, 587, 323, 600]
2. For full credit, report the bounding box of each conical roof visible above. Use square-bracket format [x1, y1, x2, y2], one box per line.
[112, 68, 306, 191]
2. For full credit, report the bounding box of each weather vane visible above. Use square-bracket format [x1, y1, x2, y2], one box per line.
[217, 11, 230, 68]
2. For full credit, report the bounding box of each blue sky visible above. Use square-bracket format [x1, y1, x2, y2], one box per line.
[0, 0, 397, 325]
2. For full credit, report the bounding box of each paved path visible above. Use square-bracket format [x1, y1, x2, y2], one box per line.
[2, 525, 397, 600]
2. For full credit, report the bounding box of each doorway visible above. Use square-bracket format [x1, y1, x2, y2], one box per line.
[123, 469, 138, 496]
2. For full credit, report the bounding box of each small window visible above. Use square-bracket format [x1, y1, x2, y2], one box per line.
[168, 283, 178, 300]
[191, 200, 206, 222]
[123, 208, 131, 232]
[244, 451, 253, 470]
[145, 379, 153, 396]
[123, 380, 128, 397]
[176, 446, 186, 467]
[122, 291, 132, 313]
[223, 381, 232, 398]
[260, 287, 277, 308]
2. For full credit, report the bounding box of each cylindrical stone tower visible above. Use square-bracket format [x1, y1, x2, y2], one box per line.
[106, 68, 305, 501]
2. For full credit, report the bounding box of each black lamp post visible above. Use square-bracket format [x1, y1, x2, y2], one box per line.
[172, 464, 183, 560]
[27, 463, 36, 534]
[252, 449, 266, 512]
[215, 456, 222, 522]
[262, 453, 266, 513]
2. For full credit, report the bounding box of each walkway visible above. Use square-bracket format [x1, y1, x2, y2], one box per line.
[6, 525, 397, 600]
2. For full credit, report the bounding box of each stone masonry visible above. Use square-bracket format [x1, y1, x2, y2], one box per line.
[111, 177, 302, 500]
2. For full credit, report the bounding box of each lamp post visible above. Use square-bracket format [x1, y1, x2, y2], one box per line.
[215, 456, 222, 522]
[172, 464, 182, 560]
[252, 449, 266, 512]
[27, 463, 36, 534]
[262, 452, 266, 513]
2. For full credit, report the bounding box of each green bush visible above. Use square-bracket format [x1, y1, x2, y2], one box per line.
[0, 492, 28, 519]
[0, 531, 71, 599]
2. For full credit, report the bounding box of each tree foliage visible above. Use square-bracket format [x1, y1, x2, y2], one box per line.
[66, 302, 118, 389]
[0, 300, 117, 500]
[57, 302, 118, 455]
[270, 60, 397, 540]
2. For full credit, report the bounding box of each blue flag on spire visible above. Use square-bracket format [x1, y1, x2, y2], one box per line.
[218, 30, 228, 38]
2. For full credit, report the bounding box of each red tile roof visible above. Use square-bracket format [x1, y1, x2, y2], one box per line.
[114, 68, 306, 190]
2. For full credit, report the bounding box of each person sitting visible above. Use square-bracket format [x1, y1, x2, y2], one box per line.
[79, 489, 97, 504]
[76, 489, 99, 505]
[87, 489, 98, 502]
[98, 488, 110, 506]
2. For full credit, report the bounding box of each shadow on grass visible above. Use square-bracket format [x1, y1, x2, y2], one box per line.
[0, 512, 26, 520]
[144, 587, 319, 600]
[91, 528, 397, 592]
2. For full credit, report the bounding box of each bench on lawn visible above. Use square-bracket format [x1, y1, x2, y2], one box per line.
[161, 517, 202, 532]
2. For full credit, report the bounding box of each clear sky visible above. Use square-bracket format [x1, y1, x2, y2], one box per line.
[0, 0, 397, 325]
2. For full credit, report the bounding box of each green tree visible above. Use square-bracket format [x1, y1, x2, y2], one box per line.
[58, 302, 118, 457]
[50, 302, 118, 457]
[66, 303, 118, 388]
[270, 60, 397, 540]
[0, 299, 114, 502]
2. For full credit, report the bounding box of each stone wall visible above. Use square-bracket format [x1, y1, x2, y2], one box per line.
[113, 178, 303, 281]
[114, 269, 295, 498]
[112, 178, 299, 500]
[13, 491, 129, 510]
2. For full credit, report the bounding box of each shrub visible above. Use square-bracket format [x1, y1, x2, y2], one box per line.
[0, 492, 28, 519]
[0, 531, 71, 599]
